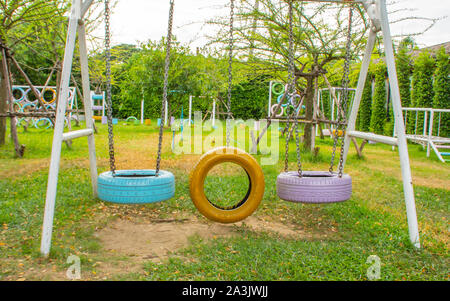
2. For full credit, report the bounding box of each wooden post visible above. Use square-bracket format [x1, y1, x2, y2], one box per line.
[1, 49, 24, 157]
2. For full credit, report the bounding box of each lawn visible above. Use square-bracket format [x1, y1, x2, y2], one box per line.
[0, 121, 448, 281]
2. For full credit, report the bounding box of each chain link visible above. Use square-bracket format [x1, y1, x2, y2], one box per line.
[284, 0, 303, 176]
[329, 6, 353, 177]
[104, 0, 116, 175]
[226, 0, 235, 147]
[156, 0, 175, 175]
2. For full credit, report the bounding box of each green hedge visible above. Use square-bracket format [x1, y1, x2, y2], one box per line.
[433, 48, 450, 137]
[370, 62, 387, 135]
[411, 51, 435, 134]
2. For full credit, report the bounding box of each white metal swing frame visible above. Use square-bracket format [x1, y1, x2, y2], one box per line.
[40, 0, 420, 257]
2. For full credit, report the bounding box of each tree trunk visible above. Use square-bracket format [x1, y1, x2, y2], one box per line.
[0, 62, 6, 146]
[303, 77, 315, 151]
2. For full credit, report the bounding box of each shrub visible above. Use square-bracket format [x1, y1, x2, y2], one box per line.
[432, 47, 450, 137]
[411, 51, 435, 134]
[370, 62, 387, 135]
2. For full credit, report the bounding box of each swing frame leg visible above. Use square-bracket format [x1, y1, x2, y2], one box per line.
[341, 0, 420, 248]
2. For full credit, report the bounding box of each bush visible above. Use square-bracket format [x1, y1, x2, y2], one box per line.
[370, 62, 387, 135]
[411, 51, 435, 134]
[359, 74, 373, 132]
[433, 47, 450, 137]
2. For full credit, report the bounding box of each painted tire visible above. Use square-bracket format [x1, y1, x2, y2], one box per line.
[271, 83, 285, 96]
[277, 171, 352, 204]
[289, 94, 302, 107]
[35, 118, 53, 129]
[12, 87, 25, 103]
[189, 147, 265, 224]
[13, 102, 22, 113]
[98, 169, 175, 204]
[126, 116, 139, 125]
[277, 94, 289, 107]
[271, 104, 284, 118]
[41, 88, 57, 105]
[24, 88, 40, 104]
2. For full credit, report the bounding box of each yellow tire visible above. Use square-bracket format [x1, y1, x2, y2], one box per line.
[189, 147, 265, 224]
[41, 88, 57, 105]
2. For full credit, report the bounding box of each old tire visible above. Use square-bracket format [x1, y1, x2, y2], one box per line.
[277, 171, 352, 204]
[190, 147, 265, 223]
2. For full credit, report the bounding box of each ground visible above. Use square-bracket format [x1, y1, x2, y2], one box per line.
[0, 121, 448, 281]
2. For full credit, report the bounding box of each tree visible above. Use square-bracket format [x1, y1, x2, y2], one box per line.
[396, 38, 414, 108]
[208, 0, 369, 151]
[0, 0, 70, 145]
[433, 47, 450, 137]
[230, 75, 270, 120]
[370, 62, 387, 135]
[359, 73, 373, 132]
[411, 51, 435, 134]
[117, 39, 227, 119]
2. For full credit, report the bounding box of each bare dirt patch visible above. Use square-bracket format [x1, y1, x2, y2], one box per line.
[96, 216, 312, 264]
[93, 214, 327, 277]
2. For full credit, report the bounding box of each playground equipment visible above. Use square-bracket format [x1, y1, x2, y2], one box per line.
[12, 85, 78, 129]
[189, 0, 265, 224]
[268, 82, 306, 118]
[39, 0, 422, 257]
[39, 0, 177, 256]
[90, 91, 105, 122]
[125, 116, 140, 125]
[276, 0, 353, 204]
[317, 87, 356, 134]
[274, 0, 421, 249]
[395, 107, 450, 163]
[97, 0, 175, 204]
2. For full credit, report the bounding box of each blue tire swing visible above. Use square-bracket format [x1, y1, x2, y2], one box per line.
[97, 0, 175, 205]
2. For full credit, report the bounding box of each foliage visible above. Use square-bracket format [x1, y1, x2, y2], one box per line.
[359, 73, 373, 133]
[370, 62, 387, 135]
[208, 0, 370, 151]
[411, 51, 435, 134]
[396, 39, 413, 108]
[432, 48, 450, 137]
[230, 75, 271, 120]
[114, 39, 248, 119]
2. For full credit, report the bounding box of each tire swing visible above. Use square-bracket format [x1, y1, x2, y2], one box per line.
[276, 2, 354, 204]
[190, 0, 265, 223]
[97, 0, 175, 205]
[190, 147, 265, 224]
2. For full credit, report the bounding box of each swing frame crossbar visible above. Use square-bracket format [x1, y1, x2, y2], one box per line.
[40, 0, 420, 257]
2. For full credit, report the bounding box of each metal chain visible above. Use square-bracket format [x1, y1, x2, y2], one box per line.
[284, 103, 291, 172]
[104, 0, 116, 175]
[337, 7, 354, 178]
[284, 0, 303, 176]
[329, 6, 353, 177]
[156, 0, 175, 175]
[290, 0, 303, 177]
[226, 0, 235, 147]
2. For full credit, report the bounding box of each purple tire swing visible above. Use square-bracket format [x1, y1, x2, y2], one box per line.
[276, 2, 353, 204]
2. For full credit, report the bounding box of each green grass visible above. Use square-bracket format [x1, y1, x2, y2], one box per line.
[0, 121, 448, 281]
